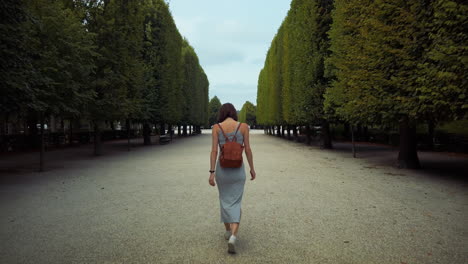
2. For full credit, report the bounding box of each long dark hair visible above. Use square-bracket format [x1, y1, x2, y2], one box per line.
[217, 103, 238, 123]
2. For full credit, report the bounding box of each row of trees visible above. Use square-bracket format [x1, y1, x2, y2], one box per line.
[208, 96, 222, 127]
[1, 0, 209, 168]
[207, 97, 258, 128]
[257, 0, 467, 168]
[239, 101, 257, 127]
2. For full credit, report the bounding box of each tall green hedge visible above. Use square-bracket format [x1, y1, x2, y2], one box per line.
[0, 0, 210, 145]
[257, 0, 467, 167]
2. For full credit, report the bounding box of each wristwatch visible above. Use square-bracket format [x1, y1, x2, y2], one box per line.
[209, 170, 215, 173]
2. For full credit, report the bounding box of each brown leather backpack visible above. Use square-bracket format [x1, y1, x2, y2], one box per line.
[217, 123, 244, 168]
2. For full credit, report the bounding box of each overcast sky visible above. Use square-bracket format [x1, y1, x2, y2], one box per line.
[169, 0, 291, 110]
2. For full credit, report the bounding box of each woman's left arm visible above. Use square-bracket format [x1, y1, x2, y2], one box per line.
[209, 126, 218, 186]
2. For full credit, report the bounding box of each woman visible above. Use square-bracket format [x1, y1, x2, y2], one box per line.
[209, 103, 256, 254]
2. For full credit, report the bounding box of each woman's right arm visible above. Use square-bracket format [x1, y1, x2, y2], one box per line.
[243, 124, 256, 180]
[209, 126, 218, 186]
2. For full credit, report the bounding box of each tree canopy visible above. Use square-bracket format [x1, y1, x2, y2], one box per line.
[208, 96, 222, 126]
[239, 101, 256, 126]
[257, 0, 467, 167]
[0, 0, 210, 134]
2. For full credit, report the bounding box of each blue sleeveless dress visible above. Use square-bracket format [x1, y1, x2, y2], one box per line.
[216, 122, 246, 223]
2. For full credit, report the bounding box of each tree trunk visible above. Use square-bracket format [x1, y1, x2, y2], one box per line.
[143, 122, 151, 145]
[292, 126, 298, 141]
[321, 119, 333, 149]
[363, 126, 369, 141]
[60, 118, 65, 134]
[109, 121, 116, 140]
[178, 125, 181, 136]
[28, 113, 39, 148]
[343, 122, 350, 140]
[287, 125, 291, 139]
[69, 119, 73, 146]
[183, 125, 187, 136]
[189, 125, 192, 135]
[160, 122, 166, 136]
[351, 124, 356, 158]
[277, 125, 281, 136]
[94, 122, 102, 156]
[39, 114, 45, 172]
[126, 119, 131, 151]
[1, 113, 6, 136]
[398, 117, 420, 169]
[306, 125, 312, 145]
[427, 120, 435, 150]
[356, 124, 362, 141]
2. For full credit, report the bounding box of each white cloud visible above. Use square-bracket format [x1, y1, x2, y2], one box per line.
[170, 0, 291, 108]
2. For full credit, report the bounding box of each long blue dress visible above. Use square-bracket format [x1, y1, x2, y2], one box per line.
[215, 122, 246, 223]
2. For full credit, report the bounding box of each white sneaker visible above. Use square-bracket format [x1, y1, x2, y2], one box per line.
[228, 235, 237, 254]
[224, 230, 232, 240]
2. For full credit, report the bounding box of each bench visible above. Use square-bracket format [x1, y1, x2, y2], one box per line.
[159, 134, 172, 145]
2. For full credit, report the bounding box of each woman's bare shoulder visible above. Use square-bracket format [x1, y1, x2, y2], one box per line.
[240, 123, 250, 133]
[212, 124, 219, 133]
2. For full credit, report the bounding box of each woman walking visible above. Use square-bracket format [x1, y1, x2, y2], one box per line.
[209, 103, 256, 254]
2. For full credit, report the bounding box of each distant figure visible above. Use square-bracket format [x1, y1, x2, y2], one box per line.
[209, 103, 256, 254]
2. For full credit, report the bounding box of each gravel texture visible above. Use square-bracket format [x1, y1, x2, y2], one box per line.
[0, 131, 467, 264]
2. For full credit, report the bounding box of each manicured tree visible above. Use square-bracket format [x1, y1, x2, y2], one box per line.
[418, 0, 468, 123]
[0, 0, 35, 130]
[181, 40, 208, 134]
[309, 0, 334, 147]
[245, 103, 257, 127]
[279, 19, 292, 134]
[160, 2, 183, 132]
[180, 39, 205, 135]
[260, 50, 274, 132]
[326, 0, 467, 168]
[239, 101, 257, 127]
[194, 66, 209, 133]
[239, 103, 247, 124]
[256, 69, 266, 127]
[286, 0, 333, 146]
[208, 96, 222, 127]
[142, 0, 207, 138]
[326, 0, 416, 165]
[86, 0, 146, 155]
[257, 0, 333, 144]
[141, 0, 165, 140]
[23, 0, 96, 169]
[263, 34, 283, 134]
[201, 69, 210, 130]
[144, 0, 183, 135]
[180, 40, 195, 134]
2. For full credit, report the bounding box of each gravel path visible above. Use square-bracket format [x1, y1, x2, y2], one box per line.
[0, 131, 467, 264]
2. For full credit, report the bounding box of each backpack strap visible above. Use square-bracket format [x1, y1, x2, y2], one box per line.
[232, 122, 242, 143]
[217, 123, 229, 142]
